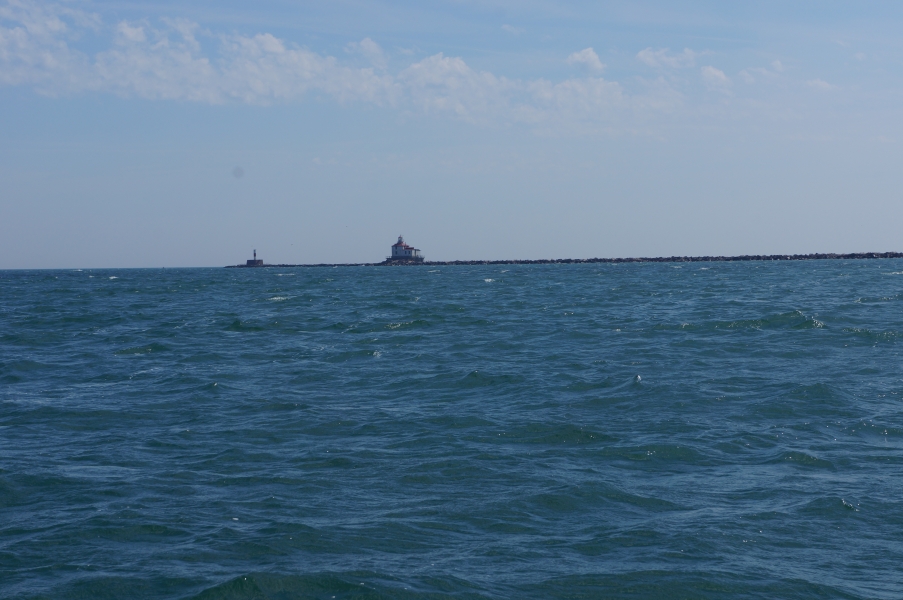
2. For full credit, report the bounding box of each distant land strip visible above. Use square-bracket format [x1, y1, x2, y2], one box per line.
[226, 252, 903, 268]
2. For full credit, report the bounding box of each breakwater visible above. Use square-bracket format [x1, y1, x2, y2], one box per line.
[226, 251, 903, 268]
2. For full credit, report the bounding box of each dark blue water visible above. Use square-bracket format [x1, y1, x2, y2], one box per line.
[2, 261, 903, 599]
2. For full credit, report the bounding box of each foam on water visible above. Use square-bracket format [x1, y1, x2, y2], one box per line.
[2, 261, 903, 599]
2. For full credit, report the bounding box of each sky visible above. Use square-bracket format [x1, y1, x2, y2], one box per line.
[2, 0, 903, 267]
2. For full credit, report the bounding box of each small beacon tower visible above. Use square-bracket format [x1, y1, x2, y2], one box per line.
[246, 249, 263, 267]
[388, 236, 424, 262]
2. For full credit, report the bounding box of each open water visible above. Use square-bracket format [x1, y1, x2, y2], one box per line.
[2, 261, 903, 599]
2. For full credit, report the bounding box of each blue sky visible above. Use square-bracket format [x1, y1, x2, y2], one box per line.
[2, 0, 902, 267]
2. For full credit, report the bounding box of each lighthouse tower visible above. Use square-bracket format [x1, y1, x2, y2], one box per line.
[246, 249, 263, 266]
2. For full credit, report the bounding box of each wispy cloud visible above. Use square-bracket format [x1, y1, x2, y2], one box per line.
[806, 78, 836, 91]
[566, 47, 605, 72]
[501, 24, 524, 35]
[346, 37, 387, 70]
[700, 66, 733, 95]
[636, 47, 698, 69]
[701, 65, 730, 90]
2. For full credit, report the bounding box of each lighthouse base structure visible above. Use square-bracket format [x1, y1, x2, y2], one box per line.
[385, 256, 425, 263]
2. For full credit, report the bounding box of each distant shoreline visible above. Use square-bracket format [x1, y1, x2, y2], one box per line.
[226, 251, 903, 268]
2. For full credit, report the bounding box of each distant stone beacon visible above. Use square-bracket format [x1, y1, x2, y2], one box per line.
[246, 249, 263, 266]
[388, 236, 424, 262]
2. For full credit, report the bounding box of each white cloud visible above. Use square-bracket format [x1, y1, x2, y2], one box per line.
[347, 37, 387, 70]
[739, 70, 755, 84]
[115, 21, 145, 44]
[806, 79, 836, 91]
[771, 60, 784, 72]
[399, 53, 513, 118]
[636, 47, 698, 69]
[0, 1, 677, 129]
[501, 24, 524, 35]
[701, 66, 730, 90]
[526, 76, 624, 122]
[0, 0, 92, 89]
[566, 47, 604, 72]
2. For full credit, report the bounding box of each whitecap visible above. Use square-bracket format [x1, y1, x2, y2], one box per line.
[109, 276, 118, 280]
[484, 279, 494, 283]
[841, 499, 859, 511]
[884, 271, 903, 275]
[268, 296, 289, 302]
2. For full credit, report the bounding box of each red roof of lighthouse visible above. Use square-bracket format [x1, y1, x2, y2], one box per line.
[392, 236, 418, 250]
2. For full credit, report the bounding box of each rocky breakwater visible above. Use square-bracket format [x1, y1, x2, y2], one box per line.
[226, 252, 903, 268]
[378, 252, 903, 266]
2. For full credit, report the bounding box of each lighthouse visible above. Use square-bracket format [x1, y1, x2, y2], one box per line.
[388, 236, 424, 262]
[246, 249, 263, 266]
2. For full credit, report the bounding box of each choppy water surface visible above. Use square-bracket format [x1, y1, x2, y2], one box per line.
[2, 261, 903, 599]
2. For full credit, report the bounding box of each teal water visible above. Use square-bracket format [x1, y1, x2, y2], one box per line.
[2, 261, 903, 599]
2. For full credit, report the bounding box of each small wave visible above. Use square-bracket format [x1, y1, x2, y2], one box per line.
[459, 370, 523, 388]
[109, 276, 118, 280]
[775, 451, 834, 469]
[842, 498, 860, 511]
[225, 320, 265, 332]
[717, 310, 825, 331]
[801, 496, 862, 517]
[385, 320, 428, 330]
[114, 343, 169, 355]
[484, 279, 494, 283]
[883, 271, 903, 275]
[3, 359, 51, 372]
[842, 327, 902, 342]
[189, 572, 460, 600]
[268, 296, 289, 302]
[498, 422, 613, 445]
